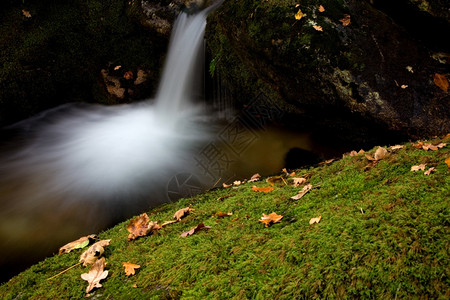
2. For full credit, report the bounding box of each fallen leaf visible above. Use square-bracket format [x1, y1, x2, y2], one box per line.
[81, 257, 108, 294]
[433, 73, 449, 92]
[114, 65, 122, 70]
[445, 157, 450, 169]
[443, 133, 450, 139]
[233, 180, 242, 186]
[313, 25, 323, 31]
[132, 283, 138, 288]
[424, 167, 436, 175]
[292, 177, 307, 186]
[80, 240, 111, 267]
[266, 176, 284, 185]
[223, 182, 232, 188]
[295, 9, 304, 20]
[259, 212, 283, 227]
[59, 234, 97, 255]
[173, 207, 195, 221]
[22, 9, 32, 18]
[123, 71, 133, 80]
[127, 213, 160, 240]
[248, 173, 261, 182]
[161, 220, 178, 227]
[366, 147, 388, 161]
[291, 184, 313, 200]
[252, 185, 274, 193]
[401, 85, 408, 89]
[390, 145, 404, 150]
[319, 5, 325, 12]
[122, 262, 140, 276]
[309, 216, 322, 224]
[339, 14, 351, 26]
[422, 142, 446, 151]
[411, 164, 426, 172]
[215, 212, 233, 218]
[180, 223, 211, 237]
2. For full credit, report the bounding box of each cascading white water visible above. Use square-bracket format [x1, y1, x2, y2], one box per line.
[0, 3, 222, 281]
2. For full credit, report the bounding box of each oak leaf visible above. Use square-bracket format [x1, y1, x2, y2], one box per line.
[252, 185, 274, 193]
[59, 234, 97, 255]
[122, 262, 140, 276]
[127, 213, 160, 240]
[80, 240, 111, 266]
[291, 184, 313, 200]
[81, 257, 108, 294]
[339, 14, 351, 26]
[180, 223, 211, 237]
[292, 177, 307, 187]
[433, 73, 449, 92]
[411, 164, 426, 172]
[173, 207, 195, 221]
[309, 216, 322, 224]
[259, 212, 283, 227]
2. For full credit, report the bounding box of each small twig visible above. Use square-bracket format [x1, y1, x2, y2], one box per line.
[47, 262, 82, 281]
[281, 177, 288, 186]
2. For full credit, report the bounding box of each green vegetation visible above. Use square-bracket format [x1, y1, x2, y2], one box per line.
[1, 136, 449, 299]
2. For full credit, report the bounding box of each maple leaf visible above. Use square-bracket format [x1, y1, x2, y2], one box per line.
[248, 173, 261, 182]
[180, 223, 211, 237]
[127, 213, 160, 240]
[411, 164, 426, 172]
[292, 177, 307, 187]
[252, 185, 274, 193]
[81, 257, 108, 295]
[22, 9, 32, 18]
[295, 9, 304, 20]
[433, 73, 449, 92]
[259, 212, 283, 227]
[291, 184, 313, 200]
[424, 167, 436, 175]
[122, 262, 140, 276]
[59, 234, 97, 255]
[319, 5, 325, 12]
[313, 25, 323, 31]
[80, 240, 111, 266]
[173, 207, 195, 221]
[215, 212, 233, 218]
[309, 216, 322, 224]
[339, 14, 351, 26]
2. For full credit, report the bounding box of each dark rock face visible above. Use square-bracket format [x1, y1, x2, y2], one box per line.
[205, 0, 450, 139]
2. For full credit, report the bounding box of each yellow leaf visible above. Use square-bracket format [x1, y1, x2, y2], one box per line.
[309, 216, 322, 224]
[433, 73, 449, 92]
[313, 25, 323, 31]
[295, 9, 304, 20]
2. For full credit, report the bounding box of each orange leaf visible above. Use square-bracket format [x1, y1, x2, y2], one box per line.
[259, 212, 283, 227]
[123, 71, 133, 80]
[180, 223, 211, 237]
[309, 216, 322, 224]
[81, 257, 108, 295]
[122, 262, 140, 276]
[291, 184, 313, 200]
[22, 9, 32, 18]
[433, 73, 449, 92]
[252, 185, 274, 193]
[313, 25, 323, 31]
[173, 207, 195, 221]
[339, 14, 351, 26]
[445, 157, 450, 169]
[215, 212, 233, 218]
[319, 5, 325, 12]
[295, 9, 304, 20]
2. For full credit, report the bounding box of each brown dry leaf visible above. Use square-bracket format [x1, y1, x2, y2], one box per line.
[309, 216, 322, 225]
[233, 180, 242, 186]
[80, 240, 111, 267]
[443, 133, 450, 139]
[319, 5, 325, 12]
[292, 177, 307, 187]
[173, 207, 195, 222]
[259, 212, 283, 227]
[433, 73, 449, 92]
[390, 145, 404, 150]
[291, 184, 313, 200]
[22, 9, 32, 18]
[366, 147, 388, 161]
[248, 173, 261, 182]
[445, 157, 450, 169]
[424, 167, 436, 175]
[59, 234, 97, 255]
[215, 212, 233, 218]
[422, 143, 446, 151]
[127, 213, 160, 240]
[313, 25, 323, 31]
[295, 9, 304, 20]
[339, 14, 351, 26]
[223, 182, 232, 188]
[411, 164, 426, 172]
[81, 257, 108, 295]
[123, 71, 133, 80]
[252, 185, 274, 193]
[266, 176, 284, 185]
[122, 262, 140, 276]
[180, 223, 211, 237]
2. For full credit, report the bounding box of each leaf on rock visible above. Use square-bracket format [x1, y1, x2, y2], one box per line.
[248, 173, 261, 182]
[295, 9, 304, 20]
[80, 240, 111, 267]
[259, 212, 283, 227]
[122, 262, 140, 276]
[424, 167, 436, 175]
[319, 5, 325, 12]
[339, 14, 351, 26]
[313, 25, 323, 31]
[433, 73, 449, 92]
[59, 234, 97, 255]
[127, 213, 160, 240]
[252, 185, 274, 193]
[173, 207, 195, 221]
[292, 177, 307, 187]
[411, 164, 426, 172]
[291, 184, 313, 200]
[180, 223, 211, 237]
[309, 216, 322, 225]
[81, 257, 108, 295]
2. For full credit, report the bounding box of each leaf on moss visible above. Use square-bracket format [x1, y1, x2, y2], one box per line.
[433, 73, 449, 92]
[81, 257, 108, 295]
[59, 234, 97, 255]
[295, 9, 304, 20]
[292, 177, 307, 187]
[313, 25, 323, 31]
[411, 164, 426, 172]
[127, 213, 161, 240]
[424, 167, 436, 175]
[122, 262, 140, 276]
[248, 173, 261, 182]
[80, 240, 111, 267]
[259, 212, 283, 227]
[215, 212, 233, 218]
[173, 207, 195, 221]
[366, 147, 388, 161]
[123, 71, 133, 80]
[114, 65, 122, 70]
[339, 14, 351, 26]
[390, 145, 404, 150]
[223, 182, 232, 188]
[252, 185, 274, 193]
[445, 157, 450, 169]
[291, 184, 313, 200]
[180, 223, 211, 237]
[309, 216, 322, 224]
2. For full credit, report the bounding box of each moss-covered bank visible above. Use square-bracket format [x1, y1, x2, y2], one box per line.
[1, 135, 448, 299]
